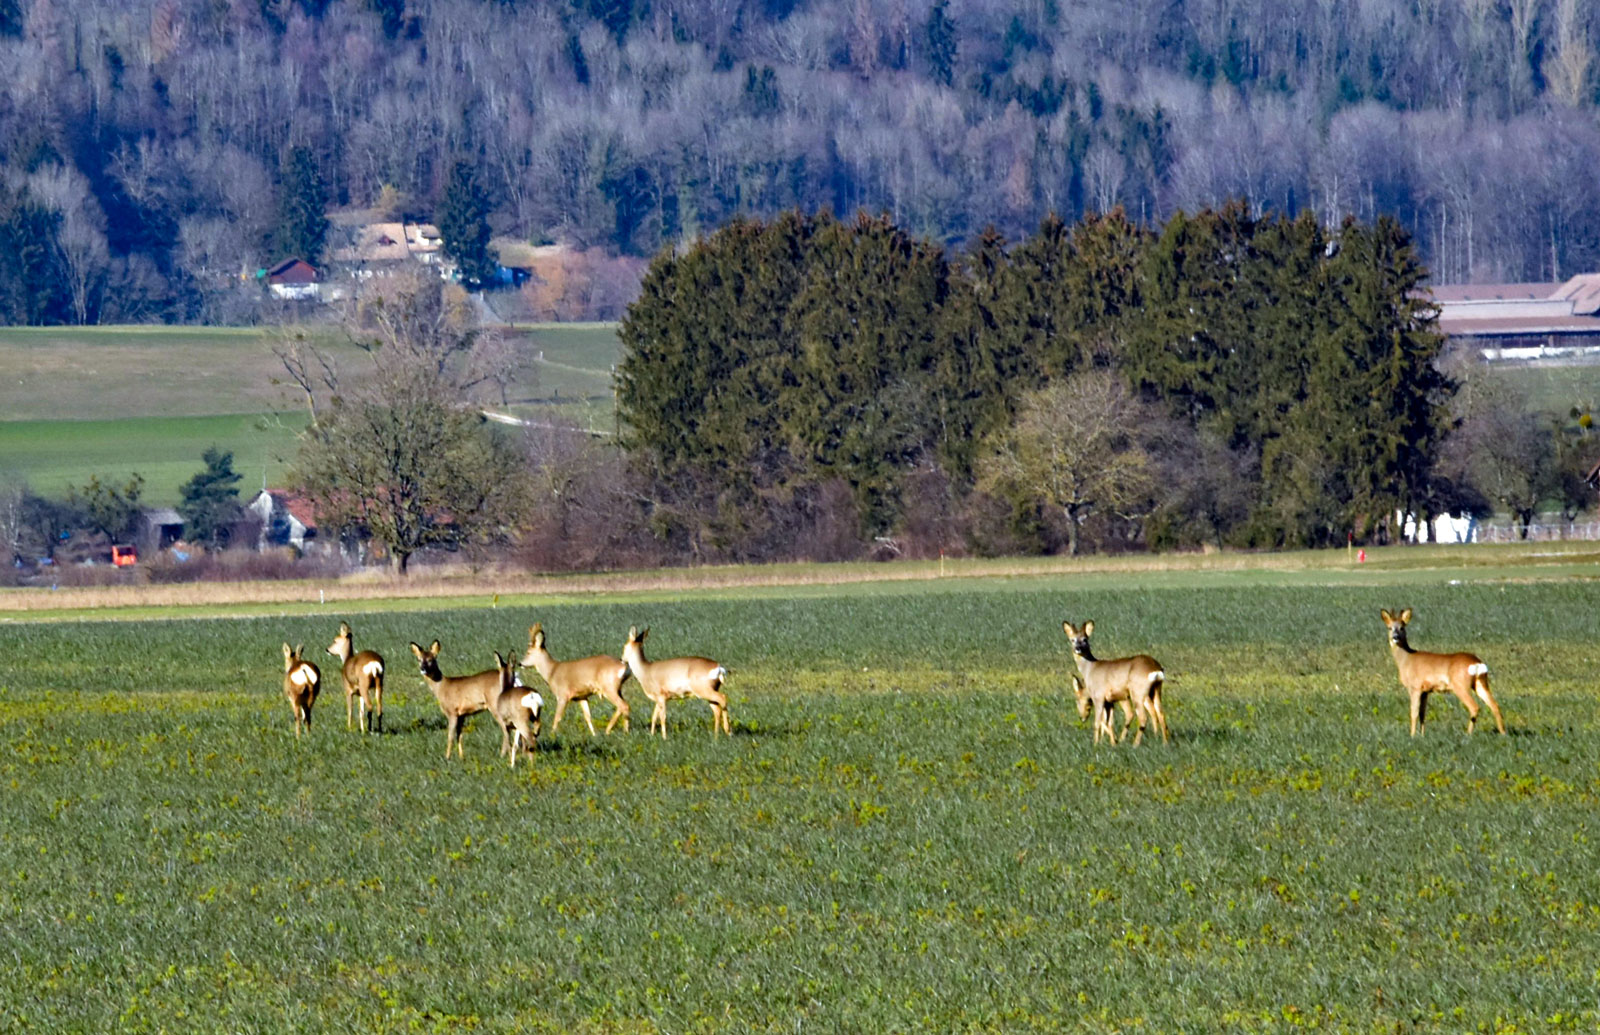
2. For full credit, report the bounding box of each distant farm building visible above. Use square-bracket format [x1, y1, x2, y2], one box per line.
[247, 489, 317, 551]
[328, 222, 445, 280]
[264, 259, 321, 300]
[1432, 274, 1600, 358]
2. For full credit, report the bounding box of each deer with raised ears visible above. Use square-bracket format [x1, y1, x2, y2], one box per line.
[1063, 620, 1169, 745]
[1380, 608, 1505, 737]
[521, 622, 632, 737]
[326, 622, 385, 734]
[622, 626, 730, 739]
[410, 639, 504, 760]
[281, 643, 320, 738]
[489, 651, 542, 767]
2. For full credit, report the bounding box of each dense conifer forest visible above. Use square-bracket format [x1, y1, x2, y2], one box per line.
[2, 0, 1598, 324]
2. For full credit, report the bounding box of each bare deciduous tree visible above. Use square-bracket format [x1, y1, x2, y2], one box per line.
[976, 370, 1157, 556]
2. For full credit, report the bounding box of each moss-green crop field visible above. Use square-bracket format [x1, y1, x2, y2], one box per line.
[2, 558, 1598, 1032]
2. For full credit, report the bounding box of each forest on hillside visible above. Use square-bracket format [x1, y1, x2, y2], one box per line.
[1, 0, 1598, 324]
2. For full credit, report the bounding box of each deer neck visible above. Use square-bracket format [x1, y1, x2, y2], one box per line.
[527, 645, 558, 683]
[1388, 632, 1415, 661]
[1071, 649, 1098, 681]
[623, 645, 650, 681]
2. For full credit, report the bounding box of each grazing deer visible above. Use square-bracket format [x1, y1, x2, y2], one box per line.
[490, 650, 542, 767]
[520, 622, 632, 737]
[1380, 608, 1505, 736]
[1070, 672, 1135, 745]
[281, 643, 320, 738]
[1063, 620, 1169, 745]
[622, 626, 730, 739]
[326, 622, 385, 733]
[411, 640, 517, 761]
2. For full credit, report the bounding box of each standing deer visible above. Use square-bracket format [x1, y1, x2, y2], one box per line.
[622, 626, 730, 739]
[326, 622, 385, 733]
[1063, 620, 1169, 745]
[520, 622, 632, 737]
[411, 640, 539, 762]
[1380, 608, 1505, 736]
[491, 651, 542, 767]
[281, 643, 320, 738]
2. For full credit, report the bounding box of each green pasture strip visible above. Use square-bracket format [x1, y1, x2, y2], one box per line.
[0, 412, 304, 504]
[2, 539, 1597, 623]
[0, 325, 353, 421]
[1491, 360, 1600, 415]
[510, 323, 621, 404]
[0, 578, 1597, 1031]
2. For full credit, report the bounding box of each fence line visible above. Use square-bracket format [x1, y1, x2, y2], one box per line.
[1470, 521, 1600, 543]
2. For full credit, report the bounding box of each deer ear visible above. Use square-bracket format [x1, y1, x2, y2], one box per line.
[530, 623, 542, 639]
[1062, 621, 1073, 637]
[1399, 608, 1412, 624]
[430, 640, 441, 655]
[494, 651, 505, 668]
[283, 642, 293, 656]
[1083, 620, 1094, 637]
[1380, 609, 1392, 622]
[639, 627, 650, 641]
[340, 622, 351, 635]
[627, 625, 638, 639]
[410, 642, 425, 659]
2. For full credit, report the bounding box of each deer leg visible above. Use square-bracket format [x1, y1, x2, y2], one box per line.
[1450, 683, 1479, 735]
[346, 689, 355, 731]
[373, 683, 383, 733]
[1131, 699, 1147, 747]
[603, 690, 630, 734]
[358, 695, 368, 734]
[1476, 675, 1506, 734]
[1411, 692, 1426, 737]
[579, 700, 597, 737]
[1150, 686, 1170, 745]
[549, 696, 570, 737]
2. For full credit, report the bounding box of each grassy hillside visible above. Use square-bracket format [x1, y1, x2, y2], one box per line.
[0, 323, 622, 503]
[0, 554, 1595, 1031]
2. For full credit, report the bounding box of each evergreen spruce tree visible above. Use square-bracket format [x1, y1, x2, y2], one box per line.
[436, 159, 499, 290]
[923, 0, 957, 87]
[785, 213, 949, 535]
[275, 146, 329, 266]
[177, 447, 244, 549]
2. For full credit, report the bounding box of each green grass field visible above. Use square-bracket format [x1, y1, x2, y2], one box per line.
[0, 413, 305, 503]
[2, 558, 1597, 1031]
[0, 323, 622, 503]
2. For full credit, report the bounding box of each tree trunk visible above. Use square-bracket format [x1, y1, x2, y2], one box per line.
[393, 550, 411, 575]
[1064, 504, 1081, 556]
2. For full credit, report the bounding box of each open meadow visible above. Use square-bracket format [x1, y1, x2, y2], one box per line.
[1, 547, 1597, 1031]
[0, 324, 622, 503]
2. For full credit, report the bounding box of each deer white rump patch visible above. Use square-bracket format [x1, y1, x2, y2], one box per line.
[289, 667, 315, 688]
[521, 692, 542, 716]
[1468, 663, 1488, 676]
[711, 666, 727, 682]
[362, 660, 383, 679]
[1148, 670, 1165, 684]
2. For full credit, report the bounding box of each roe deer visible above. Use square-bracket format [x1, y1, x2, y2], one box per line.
[1063, 620, 1168, 745]
[490, 651, 542, 767]
[411, 640, 536, 761]
[281, 643, 320, 737]
[520, 622, 632, 736]
[327, 622, 385, 733]
[622, 626, 729, 739]
[1070, 672, 1134, 745]
[1380, 608, 1505, 736]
